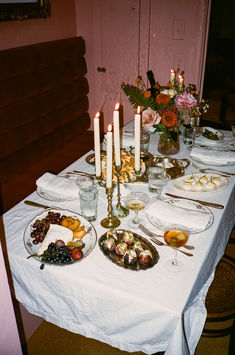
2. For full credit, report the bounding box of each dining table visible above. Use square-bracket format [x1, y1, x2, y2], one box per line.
[3, 121, 235, 355]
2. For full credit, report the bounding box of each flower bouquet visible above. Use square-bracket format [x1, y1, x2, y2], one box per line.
[121, 69, 208, 155]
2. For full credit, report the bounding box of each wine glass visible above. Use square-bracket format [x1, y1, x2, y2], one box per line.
[124, 192, 149, 228]
[164, 227, 189, 272]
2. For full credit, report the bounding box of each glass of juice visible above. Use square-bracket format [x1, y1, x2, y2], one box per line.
[164, 228, 189, 272]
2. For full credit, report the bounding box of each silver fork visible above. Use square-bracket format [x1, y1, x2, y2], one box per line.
[192, 162, 234, 176]
[139, 224, 194, 251]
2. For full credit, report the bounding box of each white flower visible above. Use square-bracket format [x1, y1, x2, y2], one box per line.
[160, 88, 177, 98]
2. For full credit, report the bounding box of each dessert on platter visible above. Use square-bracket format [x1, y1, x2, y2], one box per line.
[173, 173, 228, 192]
[99, 229, 159, 270]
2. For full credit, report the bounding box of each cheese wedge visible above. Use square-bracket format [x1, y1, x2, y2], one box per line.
[38, 224, 73, 255]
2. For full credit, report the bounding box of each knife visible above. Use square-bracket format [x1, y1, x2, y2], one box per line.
[24, 200, 50, 209]
[165, 193, 224, 209]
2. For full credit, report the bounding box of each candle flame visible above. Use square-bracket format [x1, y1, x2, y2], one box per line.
[137, 106, 141, 114]
[115, 102, 120, 110]
[95, 112, 100, 118]
[107, 123, 112, 132]
[171, 69, 174, 73]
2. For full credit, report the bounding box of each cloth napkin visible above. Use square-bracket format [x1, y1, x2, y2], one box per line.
[190, 146, 235, 166]
[146, 199, 210, 231]
[36, 172, 78, 199]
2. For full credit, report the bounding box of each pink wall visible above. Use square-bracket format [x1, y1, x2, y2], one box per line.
[0, 0, 77, 50]
[0, 240, 22, 354]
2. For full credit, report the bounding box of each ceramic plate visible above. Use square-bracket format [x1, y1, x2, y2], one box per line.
[173, 173, 228, 193]
[86, 150, 106, 165]
[147, 198, 214, 234]
[24, 208, 97, 264]
[201, 127, 224, 145]
[99, 229, 159, 271]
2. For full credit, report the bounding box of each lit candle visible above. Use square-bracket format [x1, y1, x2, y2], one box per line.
[106, 124, 113, 188]
[170, 69, 175, 85]
[94, 112, 101, 177]
[178, 74, 184, 90]
[113, 103, 121, 166]
[134, 106, 141, 172]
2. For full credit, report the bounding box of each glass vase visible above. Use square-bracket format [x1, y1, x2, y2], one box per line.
[158, 132, 180, 155]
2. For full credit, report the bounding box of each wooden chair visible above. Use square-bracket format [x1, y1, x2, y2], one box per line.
[203, 255, 235, 338]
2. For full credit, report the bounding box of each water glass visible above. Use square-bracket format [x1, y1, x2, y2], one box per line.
[140, 130, 150, 152]
[183, 124, 195, 146]
[76, 175, 97, 192]
[79, 188, 98, 221]
[148, 166, 164, 196]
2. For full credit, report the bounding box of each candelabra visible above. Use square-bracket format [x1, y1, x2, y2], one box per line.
[101, 186, 121, 228]
[112, 165, 129, 218]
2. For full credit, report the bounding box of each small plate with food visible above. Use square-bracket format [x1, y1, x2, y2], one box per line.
[173, 173, 229, 192]
[24, 208, 97, 266]
[201, 127, 224, 144]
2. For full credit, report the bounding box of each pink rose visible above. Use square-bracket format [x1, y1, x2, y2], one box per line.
[175, 92, 198, 108]
[142, 108, 161, 127]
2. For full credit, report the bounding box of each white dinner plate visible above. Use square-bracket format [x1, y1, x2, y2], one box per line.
[191, 155, 235, 167]
[36, 173, 79, 202]
[147, 198, 214, 234]
[173, 173, 229, 193]
[24, 208, 97, 264]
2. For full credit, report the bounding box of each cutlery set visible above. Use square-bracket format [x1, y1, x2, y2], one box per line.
[191, 162, 234, 177]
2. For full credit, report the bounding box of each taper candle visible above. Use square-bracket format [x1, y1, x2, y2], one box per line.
[113, 103, 121, 166]
[106, 124, 113, 188]
[134, 106, 141, 172]
[94, 112, 101, 177]
[170, 69, 175, 85]
[178, 74, 184, 90]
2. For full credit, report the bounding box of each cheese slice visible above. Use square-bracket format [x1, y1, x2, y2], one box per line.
[38, 224, 73, 255]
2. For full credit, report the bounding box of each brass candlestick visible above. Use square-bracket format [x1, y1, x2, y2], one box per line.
[101, 186, 121, 228]
[112, 165, 129, 218]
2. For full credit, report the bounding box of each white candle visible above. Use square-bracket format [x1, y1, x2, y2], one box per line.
[113, 103, 121, 166]
[134, 106, 141, 172]
[170, 69, 175, 84]
[94, 112, 101, 177]
[178, 74, 184, 90]
[106, 124, 113, 188]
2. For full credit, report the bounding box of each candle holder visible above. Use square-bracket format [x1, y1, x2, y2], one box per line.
[101, 187, 121, 228]
[112, 165, 129, 218]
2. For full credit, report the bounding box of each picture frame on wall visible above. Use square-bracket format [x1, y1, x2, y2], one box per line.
[0, 0, 50, 21]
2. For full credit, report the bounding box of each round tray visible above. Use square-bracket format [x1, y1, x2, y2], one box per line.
[99, 229, 159, 271]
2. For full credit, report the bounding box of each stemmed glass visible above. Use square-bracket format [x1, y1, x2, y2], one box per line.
[124, 192, 149, 229]
[164, 227, 189, 272]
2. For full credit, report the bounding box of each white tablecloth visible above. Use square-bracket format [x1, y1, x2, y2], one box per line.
[3, 123, 235, 355]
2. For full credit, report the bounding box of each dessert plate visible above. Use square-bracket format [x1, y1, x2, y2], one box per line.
[173, 173, 228, 193]
[99, 229, 159, 271]
[24, 208, 97, 264]
[147, 199, 214, 234]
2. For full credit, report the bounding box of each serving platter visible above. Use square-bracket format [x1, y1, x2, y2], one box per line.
[86, 150, 106, 165]
[24, 208, 97, 265]
[151, 156, 190, 179]
[147, 199, 214, 234]
[173, 173, 229, 193]
[99, 229, 159, 271]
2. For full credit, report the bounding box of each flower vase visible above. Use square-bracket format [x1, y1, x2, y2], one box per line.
[158, 132, 180, 155]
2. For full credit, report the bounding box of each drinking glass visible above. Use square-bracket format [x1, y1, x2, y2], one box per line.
[231, 121, 235, 137]
[76, 175, 97, 192]
[148, 165, 164, 198]
[164, 227, 189, 272]
[79, 189, 98, 221]
[183, 124, 195, 146]
[140, 129, 150, 152]
[124, 192, 149, 228]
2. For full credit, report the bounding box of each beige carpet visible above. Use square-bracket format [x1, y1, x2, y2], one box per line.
[26, 319, 230, 355]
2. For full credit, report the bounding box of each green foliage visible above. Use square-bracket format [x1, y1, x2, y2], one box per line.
[121, 83, 158, 110]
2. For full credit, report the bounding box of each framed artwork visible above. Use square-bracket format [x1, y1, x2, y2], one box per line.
[0, 0, 50, 21]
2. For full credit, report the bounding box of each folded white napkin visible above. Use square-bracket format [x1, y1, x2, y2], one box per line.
[190, 146, 235, 166]
[36, 172, 78, 199]
[146, 199, 210, 231]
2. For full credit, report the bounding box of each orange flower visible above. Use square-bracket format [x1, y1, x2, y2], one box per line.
[144, 90, 151, 98]
[156, 93, 170, 105]
[162, 110, 178, 127]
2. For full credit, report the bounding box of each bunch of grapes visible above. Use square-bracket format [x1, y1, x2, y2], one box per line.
[31, 211, 66, 245]
[41, 241, 73, 264]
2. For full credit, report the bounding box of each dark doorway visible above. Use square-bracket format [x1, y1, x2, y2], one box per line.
[202, 0, 235, 129]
